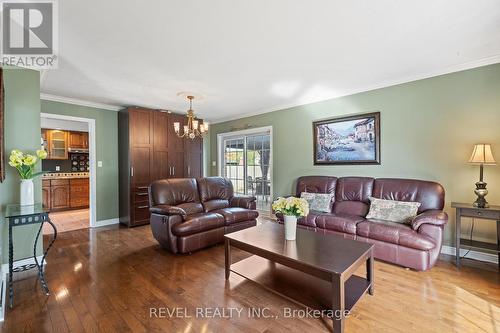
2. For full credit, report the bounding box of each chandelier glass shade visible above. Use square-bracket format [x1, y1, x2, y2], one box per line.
[173, 95, 208, 139]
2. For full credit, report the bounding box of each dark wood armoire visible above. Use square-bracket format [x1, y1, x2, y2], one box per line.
[118, 107, 204, 227]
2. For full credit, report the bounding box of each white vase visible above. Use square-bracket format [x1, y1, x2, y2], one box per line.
[284, 215, 298, 241]
[20, 179, 34, 206]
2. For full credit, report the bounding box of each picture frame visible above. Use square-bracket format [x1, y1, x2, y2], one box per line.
[0, 68, 4, 182]
[313, 111, 380, 165]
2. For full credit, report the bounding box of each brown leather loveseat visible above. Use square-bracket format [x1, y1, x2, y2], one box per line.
[149, 177, 258, 254]
[278, 176, 448, 271]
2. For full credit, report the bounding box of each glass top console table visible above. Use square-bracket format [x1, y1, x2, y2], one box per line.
[3, 203, 57, 308]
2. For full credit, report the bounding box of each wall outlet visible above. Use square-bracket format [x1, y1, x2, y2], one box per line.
[97, 161, 103, 167]
[212, 161, 216, 167]
[55, 166, 60, 171]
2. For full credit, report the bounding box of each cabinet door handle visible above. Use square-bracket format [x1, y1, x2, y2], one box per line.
[131, 167, 134, 177]
[137, 186, 148, 190]
[137, 205, 149, 209]
[172, 166, 175, 176]
[169, 166, 172, 176]
[137, 193, 148, 196]
[188, 165, 191, 176]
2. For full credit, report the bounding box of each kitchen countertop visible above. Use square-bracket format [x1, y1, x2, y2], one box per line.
[42, 172, 90, 180]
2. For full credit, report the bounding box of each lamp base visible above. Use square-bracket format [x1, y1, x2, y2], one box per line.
[473, 181, 489, 208]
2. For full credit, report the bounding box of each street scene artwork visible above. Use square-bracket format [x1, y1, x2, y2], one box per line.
[313, 112, 380, 164]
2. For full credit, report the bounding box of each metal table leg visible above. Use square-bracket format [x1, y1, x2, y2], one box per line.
[8, 223, 13, 308]
[33, 215, 57, 295]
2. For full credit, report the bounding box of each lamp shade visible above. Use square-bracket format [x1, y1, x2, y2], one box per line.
[468, 144, 497, 165]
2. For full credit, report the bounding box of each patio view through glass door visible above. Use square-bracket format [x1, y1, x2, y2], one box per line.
[220, 128, 272, 212]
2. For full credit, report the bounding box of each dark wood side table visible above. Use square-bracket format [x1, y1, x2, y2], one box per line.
[4, 203, 57, 308]
[451, 202, 500, 268]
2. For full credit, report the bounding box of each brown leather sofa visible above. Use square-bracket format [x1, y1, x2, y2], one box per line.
[277, 176, 448, 271]
[149, 177, 258, 254]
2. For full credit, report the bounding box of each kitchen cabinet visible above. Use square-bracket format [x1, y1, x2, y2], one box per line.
[50, 179, 70, 210]
[70, 178, 90, 208]
[47, 130, 68, 159]
[42, 179, 50, 209]
[68, 131, 88, 150]
[42, 129, 89, 159]
[42, 177, 89, 211]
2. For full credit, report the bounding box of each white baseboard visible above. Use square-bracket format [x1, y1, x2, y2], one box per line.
[93, 218, 119, 228]
[0, 255, 45, 322]
[441, 245, 498, 265]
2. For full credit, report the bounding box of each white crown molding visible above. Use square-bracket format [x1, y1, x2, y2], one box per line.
[210, 54, 500, 124]
[40, 93, 123, 111]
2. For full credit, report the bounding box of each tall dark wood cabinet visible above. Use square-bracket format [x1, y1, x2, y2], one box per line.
[119, 107, 204, 227]
[185, 136, 203, 178]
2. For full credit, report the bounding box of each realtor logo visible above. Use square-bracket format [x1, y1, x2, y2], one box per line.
[1, 0, 58, 69]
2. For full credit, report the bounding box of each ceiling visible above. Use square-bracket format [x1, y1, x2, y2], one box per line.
[41, 0, 500, 122]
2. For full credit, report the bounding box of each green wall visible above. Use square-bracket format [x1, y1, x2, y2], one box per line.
[1, 67, 42, 263]
[209, 63, 500, 246]
[41, 100, 119, 221]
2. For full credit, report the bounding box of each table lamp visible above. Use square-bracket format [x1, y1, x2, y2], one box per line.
[468, 144, 496, 208]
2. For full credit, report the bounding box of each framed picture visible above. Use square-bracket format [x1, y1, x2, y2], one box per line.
[313, 112, 380, 165]
[0, 68, 4, 182]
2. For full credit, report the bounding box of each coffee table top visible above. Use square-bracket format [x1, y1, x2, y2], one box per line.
[225, 222, 373, 275]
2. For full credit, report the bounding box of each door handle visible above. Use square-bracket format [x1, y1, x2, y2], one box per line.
[131, 167, 134, 177]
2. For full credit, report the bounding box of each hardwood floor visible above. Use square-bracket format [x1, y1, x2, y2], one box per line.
[1, 221, 499, 333]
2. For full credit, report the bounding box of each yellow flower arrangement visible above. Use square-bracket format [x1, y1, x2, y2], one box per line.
[272, 196, 309, 217]
[8, 148, 47, 179]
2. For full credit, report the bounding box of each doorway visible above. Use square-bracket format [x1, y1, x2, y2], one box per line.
[217, 126, 272, 213]
[40, 113, 97, 232]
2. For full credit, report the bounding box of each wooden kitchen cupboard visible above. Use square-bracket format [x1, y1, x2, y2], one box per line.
[44, 129, 69, 159]
[68, 131, 88, 149]
[118, 107, 204, 227]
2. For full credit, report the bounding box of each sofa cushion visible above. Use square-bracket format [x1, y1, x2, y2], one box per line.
[198, 177, 234, 202]
[203, 199, 230, 212]
[315, 213, 365, 234]
[276, 210, 322, 228]
[300, 192, 334, 212]
[177, 202, 204, 215]
[172, 212, 225, 237]
[295, 176, 337, 198]
[356, 220, 436, 250]
[372, 178, 445, 213]
[213, 207, 259, 225]
[333, 177, 374, 216]
[366, 197, 420, 223]
[149, 178, 200, 206]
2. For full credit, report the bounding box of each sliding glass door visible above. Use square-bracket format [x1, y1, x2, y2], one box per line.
[220, 128, 272, 212]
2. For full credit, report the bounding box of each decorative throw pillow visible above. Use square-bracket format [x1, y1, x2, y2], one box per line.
[366, 197, 421, 224]
[300, 192, 334, 213]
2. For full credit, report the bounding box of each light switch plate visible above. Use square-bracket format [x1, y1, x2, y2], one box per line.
[97, 161, 103, 167]
[212, 161, 216, 167]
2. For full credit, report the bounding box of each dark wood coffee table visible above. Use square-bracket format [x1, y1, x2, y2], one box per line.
[224, 222, 374, 333]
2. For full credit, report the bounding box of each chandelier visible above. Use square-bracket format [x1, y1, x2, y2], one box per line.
[173, 95, 208, 139]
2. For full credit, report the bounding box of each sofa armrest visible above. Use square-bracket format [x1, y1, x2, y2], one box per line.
[230, 195, 257, 210]
[150, 204, 187, 219]
[411, 210, 448, 230]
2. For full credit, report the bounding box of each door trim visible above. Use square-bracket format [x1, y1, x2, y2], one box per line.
[41, 113, 97, 228]
[217, 126, 273, 211]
